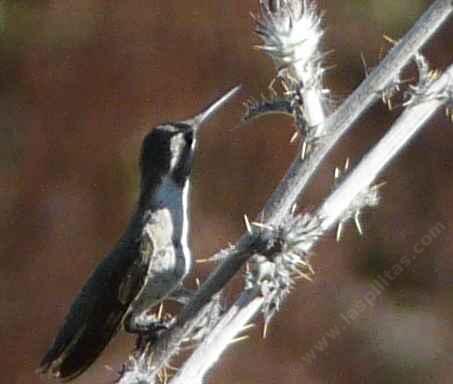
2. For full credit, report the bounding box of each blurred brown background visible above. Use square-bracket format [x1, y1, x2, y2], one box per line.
[1, 1, 453, 383]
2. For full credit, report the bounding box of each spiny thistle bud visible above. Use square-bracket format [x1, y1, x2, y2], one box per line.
[255, 0, 327, 141]
[245, 213, 322, 327]
[255, 0, 323, 78]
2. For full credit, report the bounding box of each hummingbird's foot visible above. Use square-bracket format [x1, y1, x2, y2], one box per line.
[125, 311, 173, 349]
[135, 321, 169, 350]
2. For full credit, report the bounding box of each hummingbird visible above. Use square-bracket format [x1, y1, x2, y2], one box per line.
[38, 86, 240, 381]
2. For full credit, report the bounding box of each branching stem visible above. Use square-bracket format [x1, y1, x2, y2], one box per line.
[172, 64, 453, 383]
[119, 1, 453, 383]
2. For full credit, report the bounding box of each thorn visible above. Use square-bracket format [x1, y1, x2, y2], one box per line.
[157, 303, 164, 321]
[305, 262, 315, 275]
[262, 321, 269, 339]
[195, 278, 201, 288]
[360, 52, 369, 77]
[244, 214, 253, 234]
[241, 323, 256, 332]
[344, 157, 350, 171]
[387, 97, 393, 111]
[196, 258, 214, 264]
[253, 44, 278, 52]
[290, 130, 299, 143]
[301, 141, 308, 159]
[294, 274, 310, 282]
[296, 259, 314, 274]
[252, 221, 274, 231]
[245, 262, 250, 274]
[294, 269, 313, 282]
[354, 211, 363, 236]
[446, 107, 453, 122]
[373, 181, 387, 190]
[334, 167, 340, 180]
[324, 64, 338, 72]
[104, 364, 114, 372]
[290, 203, 298, 215]
[383, 34, 397, 45]
[336, 222, 344, 242]
[229, 335, 250, 345]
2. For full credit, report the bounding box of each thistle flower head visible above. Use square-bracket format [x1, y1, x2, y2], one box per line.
[255, 0, 323, 81]
[245, 213, 321, 325]
[254, 0, 328, 140]
[404, 53, 442, 107]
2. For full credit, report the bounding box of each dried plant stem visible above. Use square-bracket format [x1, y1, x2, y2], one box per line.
[318, 74, 453, 231]
[262, 0, 453, 227]
[119, 1, 453, 383]
[170, 289, 263, 384]
[172, 65, 453, 384]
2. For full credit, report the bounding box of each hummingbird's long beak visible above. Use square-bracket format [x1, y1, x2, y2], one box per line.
[185, 85, 241, 129]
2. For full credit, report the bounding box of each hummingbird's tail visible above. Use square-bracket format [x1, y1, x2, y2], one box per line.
[38, 298, 124, 381]
[38, 244, 144, 381]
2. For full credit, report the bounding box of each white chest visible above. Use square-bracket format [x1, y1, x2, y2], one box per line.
[148, 177, 191, 272]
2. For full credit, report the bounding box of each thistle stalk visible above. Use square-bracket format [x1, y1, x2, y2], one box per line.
[118, 1, 453, 383]
[171, 64, 453, 384]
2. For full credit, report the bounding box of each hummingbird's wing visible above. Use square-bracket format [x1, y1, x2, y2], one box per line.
[38, 235, 151, 381]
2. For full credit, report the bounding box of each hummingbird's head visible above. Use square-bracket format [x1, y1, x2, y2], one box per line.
[139, 86, 240, 188]
[140, 122, 195, 187]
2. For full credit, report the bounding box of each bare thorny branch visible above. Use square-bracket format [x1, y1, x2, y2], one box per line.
[119, 1, 453, 383]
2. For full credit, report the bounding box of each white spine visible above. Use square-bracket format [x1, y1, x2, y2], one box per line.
[181, 180, 191, 274]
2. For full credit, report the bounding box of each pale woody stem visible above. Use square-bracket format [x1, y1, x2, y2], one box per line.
[170, 64, 453, 384]
[119, 1, 453, 382]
